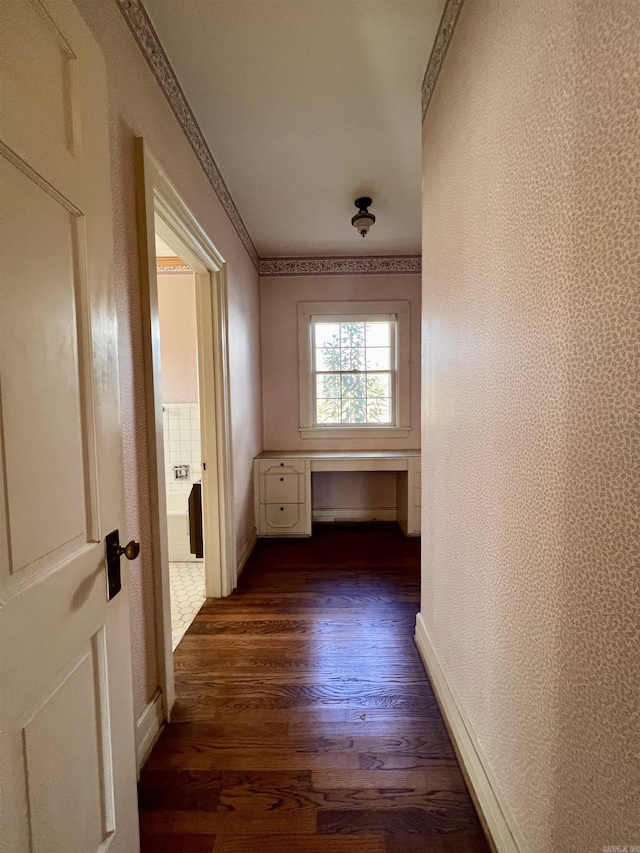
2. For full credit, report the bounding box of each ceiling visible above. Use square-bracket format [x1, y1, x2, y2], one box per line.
[155, 234, 179, 258]
[143, 0, 444, 258]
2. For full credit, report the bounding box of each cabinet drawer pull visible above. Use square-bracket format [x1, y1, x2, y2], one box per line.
[280, 507, 284, 511]
[280, 477, 284, 481]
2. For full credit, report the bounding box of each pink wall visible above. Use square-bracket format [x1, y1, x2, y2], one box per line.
[75, 0, 263, 718]
[312, 472, 398, 515]
[260, 273, 421, 513]
[420, 0, 639, 847]
[157, 273, 198, 404]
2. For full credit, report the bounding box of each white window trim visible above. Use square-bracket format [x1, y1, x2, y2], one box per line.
[298, 300, 411, 439]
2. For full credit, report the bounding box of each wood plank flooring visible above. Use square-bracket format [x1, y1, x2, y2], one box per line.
[139, 523, 490, 852]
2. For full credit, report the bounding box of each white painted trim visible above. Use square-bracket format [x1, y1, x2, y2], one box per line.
[135, 689, 164, 774]
[298, 300, 411, 438]
[300, 427, 411, 440]
[414, 613, 525, 853]
[236, 527, 258, 577]
[194, 267, 237, 598]
[313, 508, 397, 523]
[134, 138, 237, 724]
[134, 140, 175, 720]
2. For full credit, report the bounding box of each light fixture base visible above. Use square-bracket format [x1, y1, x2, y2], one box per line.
[354, 196, 372, 211]
[351, 197, 375, 237]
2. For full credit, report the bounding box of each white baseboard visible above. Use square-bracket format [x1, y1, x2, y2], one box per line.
[136, 688, 164, 773]
[237, 526, 257, 577]
[312, 507, 397, 523]
[414, 613, 525, 853]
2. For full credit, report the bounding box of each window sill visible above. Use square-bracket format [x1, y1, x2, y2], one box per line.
[299, 426, 411, 440]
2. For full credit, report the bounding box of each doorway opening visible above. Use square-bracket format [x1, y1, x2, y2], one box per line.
[136, 138, 236, 721]
[155, 233, 206, 649]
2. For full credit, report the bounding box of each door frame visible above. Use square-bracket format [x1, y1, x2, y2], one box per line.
[135, 138, 236, 719]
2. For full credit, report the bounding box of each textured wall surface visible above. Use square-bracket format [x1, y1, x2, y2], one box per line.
[74, 0, 263, 717]
[421, 1, 639, 850]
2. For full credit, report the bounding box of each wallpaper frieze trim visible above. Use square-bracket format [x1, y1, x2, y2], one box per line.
[115, 0, 259, 268]
[422, 0, 466, 119]
[156, 263, 191, 274]
[260, 255, 421, 277]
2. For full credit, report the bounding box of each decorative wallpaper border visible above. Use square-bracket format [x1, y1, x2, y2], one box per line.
[156, 263, 191, 274]
[260, 255, 421, 277]
[422, 0, 466, 119]
[115, 0, 260, 269]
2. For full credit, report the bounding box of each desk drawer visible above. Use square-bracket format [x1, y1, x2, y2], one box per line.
[260, 503, 307, 534]
[261, 473, 305, 504]
[311, 458, 407, 473]
[258, 459, 307, 476]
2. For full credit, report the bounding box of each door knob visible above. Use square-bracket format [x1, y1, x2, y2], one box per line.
[116, 540, 140, 560]
[105, 530, 140, 601]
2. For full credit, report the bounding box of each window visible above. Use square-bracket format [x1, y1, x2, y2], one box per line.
[314, 318, 394, 425]
[298, 301, 410, 439]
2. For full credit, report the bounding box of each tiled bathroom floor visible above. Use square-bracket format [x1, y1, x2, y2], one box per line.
[170, 561, 206, 650]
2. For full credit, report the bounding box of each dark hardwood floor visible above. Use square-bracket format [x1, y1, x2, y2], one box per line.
[139, 523, 490, 852]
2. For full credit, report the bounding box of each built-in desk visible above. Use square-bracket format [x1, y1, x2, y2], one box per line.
[254, 450, 421, 538]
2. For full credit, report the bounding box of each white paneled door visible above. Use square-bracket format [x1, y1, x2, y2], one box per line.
[0, 1, 139, 851]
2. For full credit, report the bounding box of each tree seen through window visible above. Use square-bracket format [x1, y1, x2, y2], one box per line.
[314, 321, 393, 425]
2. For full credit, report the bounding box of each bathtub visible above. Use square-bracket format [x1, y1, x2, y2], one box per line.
[165, 490, 201, 562]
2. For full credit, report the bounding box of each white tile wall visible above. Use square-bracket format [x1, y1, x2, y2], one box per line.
[162, 403, 201, 492]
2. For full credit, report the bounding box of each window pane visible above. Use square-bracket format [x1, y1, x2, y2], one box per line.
[366, 372, 391, 397]
[316, 399, 341, 423]
[317, 375, 340, 398]
[365, 322, 390, 347]
[341, 398, 367, 424]
[316, 347, 340, 370]
[341, 373, 366, 398]
[365, 347, 390, 370]
[340, 347, 364, 371]
[314, 323, 340, 348]
[340, 322, 365, 347]
[308, 312, 400, 430]
[367, 399, 391, 423]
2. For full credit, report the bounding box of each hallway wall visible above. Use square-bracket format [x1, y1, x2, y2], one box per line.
[74, 0, 263, 718]
[420, 1, 639, 850]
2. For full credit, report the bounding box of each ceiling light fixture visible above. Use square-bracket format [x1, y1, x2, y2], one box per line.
[351, 197, 375, 238]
